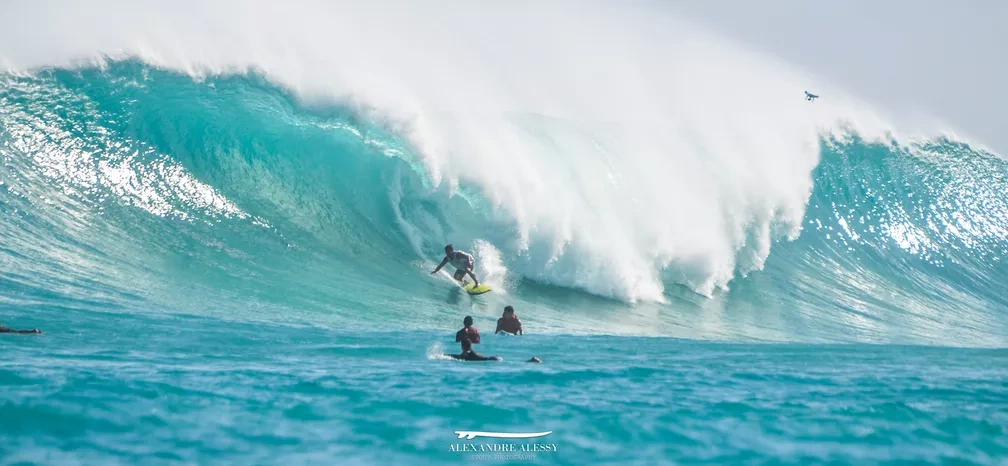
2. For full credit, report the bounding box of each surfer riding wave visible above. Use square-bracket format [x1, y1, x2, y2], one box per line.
[432, 244, 480, 288]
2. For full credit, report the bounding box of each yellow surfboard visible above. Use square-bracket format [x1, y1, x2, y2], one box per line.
[464, 283, 492, 295]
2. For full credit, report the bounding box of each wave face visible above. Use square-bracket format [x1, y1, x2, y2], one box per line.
[2, 63, 1006, 346]
[0, 2, 1005, 346]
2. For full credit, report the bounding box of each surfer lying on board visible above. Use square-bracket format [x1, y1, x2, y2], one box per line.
[0, 324, 42, 334]
[431, 244, 480, 287]
[446, 338, 500, 361]
[444, 339, 542, 363]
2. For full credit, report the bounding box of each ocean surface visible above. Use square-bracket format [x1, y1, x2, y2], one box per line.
[2, 3, 1008, 464]
[3, 311, 1007, 465]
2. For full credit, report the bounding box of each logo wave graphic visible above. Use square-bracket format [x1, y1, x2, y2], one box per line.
[455, 431, 553, 440]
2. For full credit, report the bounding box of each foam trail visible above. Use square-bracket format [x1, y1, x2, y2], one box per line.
[472, 239, 510, 294]
[1, 0, 902, 302]
[426, 342, 451, 360]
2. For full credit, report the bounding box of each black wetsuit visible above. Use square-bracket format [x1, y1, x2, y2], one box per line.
[0, 326, 41, 334]
[446, 351, 500, 361]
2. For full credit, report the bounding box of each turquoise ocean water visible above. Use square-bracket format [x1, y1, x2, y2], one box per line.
[2, 61, 1007, 465]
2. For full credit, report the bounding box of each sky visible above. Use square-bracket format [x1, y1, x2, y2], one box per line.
[0, 1, 1004, 152]
[670, 0, 1008, 153]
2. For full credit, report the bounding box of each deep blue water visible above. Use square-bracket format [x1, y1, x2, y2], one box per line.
[3, 307, 1007, 465]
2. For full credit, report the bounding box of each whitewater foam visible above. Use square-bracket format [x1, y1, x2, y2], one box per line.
[1, 0, 911, 302]
[471, 239, 510, 294]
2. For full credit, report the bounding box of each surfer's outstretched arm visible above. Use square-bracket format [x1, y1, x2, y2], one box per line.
[431, 257, 449, 274]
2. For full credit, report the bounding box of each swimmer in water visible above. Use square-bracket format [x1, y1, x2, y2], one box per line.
[431, 244, 480, 287]
[455, 316, 481, 344]
[445, 338, 501, 361]
[0, 324, 42, 334]
[495, 305, 523, 335]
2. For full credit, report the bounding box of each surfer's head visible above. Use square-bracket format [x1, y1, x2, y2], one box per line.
[444, 244, 454, 255]
[503, 306, 515, 317]
[461, 338, 473, 352]
[463, 316, 473, 328]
